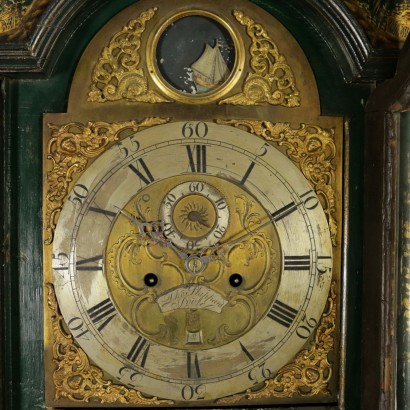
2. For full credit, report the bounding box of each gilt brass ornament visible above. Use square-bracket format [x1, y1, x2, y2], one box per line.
[46, 284, 173, 406]
[44, 117, 170, 244]
[219, 10, 300, 107]
[217, 281, 336, 404]
[217, 119, 338, 245]
[88, 8, 171, 103]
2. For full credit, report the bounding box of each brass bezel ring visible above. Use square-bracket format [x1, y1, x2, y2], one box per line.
[146, 9, 245, 104]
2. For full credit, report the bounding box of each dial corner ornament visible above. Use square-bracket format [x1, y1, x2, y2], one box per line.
[46, 120, 335, 406]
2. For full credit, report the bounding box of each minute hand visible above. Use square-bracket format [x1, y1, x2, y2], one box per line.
[211, 199, 305, 253]
[217, 217, 275, 250]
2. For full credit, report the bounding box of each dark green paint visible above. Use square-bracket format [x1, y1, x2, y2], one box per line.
[397, 111, 410, 410]
[2, 0, 371, 409]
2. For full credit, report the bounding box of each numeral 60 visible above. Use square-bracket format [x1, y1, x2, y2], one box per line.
[182, 122, 208, 138]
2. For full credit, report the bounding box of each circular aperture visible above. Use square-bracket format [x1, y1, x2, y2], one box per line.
[156, 15, 235, 94]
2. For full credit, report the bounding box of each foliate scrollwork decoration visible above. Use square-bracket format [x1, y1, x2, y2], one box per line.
[44, 117, 170, 245]
[46, 284, 173, 405]
[217, 281, 337, 404]
[88, 8, 171, 103]
[219, 10, 300, 107]
[217, 119, 337, 246]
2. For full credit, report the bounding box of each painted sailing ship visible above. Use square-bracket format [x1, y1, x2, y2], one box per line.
[190, 41, 230, 93]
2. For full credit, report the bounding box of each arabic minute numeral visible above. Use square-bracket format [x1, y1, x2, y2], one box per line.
[300, 190, 319, 210]
[118, 135, 140, 158]
[68, 184, 89, 208]
[296, 314, 319, 339]
[248, 363, 272, 385]
[67, 317, 90, 339]
[181, 384, 206, 401]
[271, 191, 319, 221]
[256, 142, 270, 157]
[52, 252, 69, 278]
[116, 366, 142, 386]
[182, 122, 208, 138]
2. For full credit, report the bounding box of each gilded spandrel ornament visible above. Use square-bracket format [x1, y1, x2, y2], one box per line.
[88, 8, 171, 103]
[46, 284, 173, 406]
[44, 117, 170, 244]
[219, 10, 300, 107]
[217, 281, 337, 404]
[217, 119, 337, 246]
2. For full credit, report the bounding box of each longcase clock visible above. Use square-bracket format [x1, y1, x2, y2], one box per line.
[43, 0, 344, 407]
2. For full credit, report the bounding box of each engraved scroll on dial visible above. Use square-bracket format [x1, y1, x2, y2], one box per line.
[105, 175, 281, 350]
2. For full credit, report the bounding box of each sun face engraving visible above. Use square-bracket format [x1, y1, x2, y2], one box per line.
[180, 202, 210, 231]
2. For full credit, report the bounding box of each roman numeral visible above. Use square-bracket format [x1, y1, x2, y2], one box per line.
[271, 202, 298, 222]
[87, 298, 117, 332]
[267, 300, 298, 328]
[127, 336, 150, 368]
[76, 255, 103, 271]
[284, 255, 311, 271]
[239, 341, 255, 362]
[240, 161, 256, 185]
[186, 145, 207, 173]
[89, 205, 116, 220]
[128, 158, 155, 185]
[187, 352, 201, 378]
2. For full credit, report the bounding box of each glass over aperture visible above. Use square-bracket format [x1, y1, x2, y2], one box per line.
[156, 15, 235, 95]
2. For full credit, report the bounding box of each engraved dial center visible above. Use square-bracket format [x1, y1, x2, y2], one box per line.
[104, 174, 282, 351]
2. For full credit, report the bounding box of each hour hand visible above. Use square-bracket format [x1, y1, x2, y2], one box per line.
[116, 207, 189, 260]
[115, 207, 162, 236]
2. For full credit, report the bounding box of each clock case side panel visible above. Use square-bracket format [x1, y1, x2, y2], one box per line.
[363, 37, 410, 410]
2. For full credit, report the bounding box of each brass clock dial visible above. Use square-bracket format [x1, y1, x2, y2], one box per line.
[51, 121, 333, 403]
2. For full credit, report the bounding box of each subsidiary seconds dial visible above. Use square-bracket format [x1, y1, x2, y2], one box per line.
[160, 180, 230, 250]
